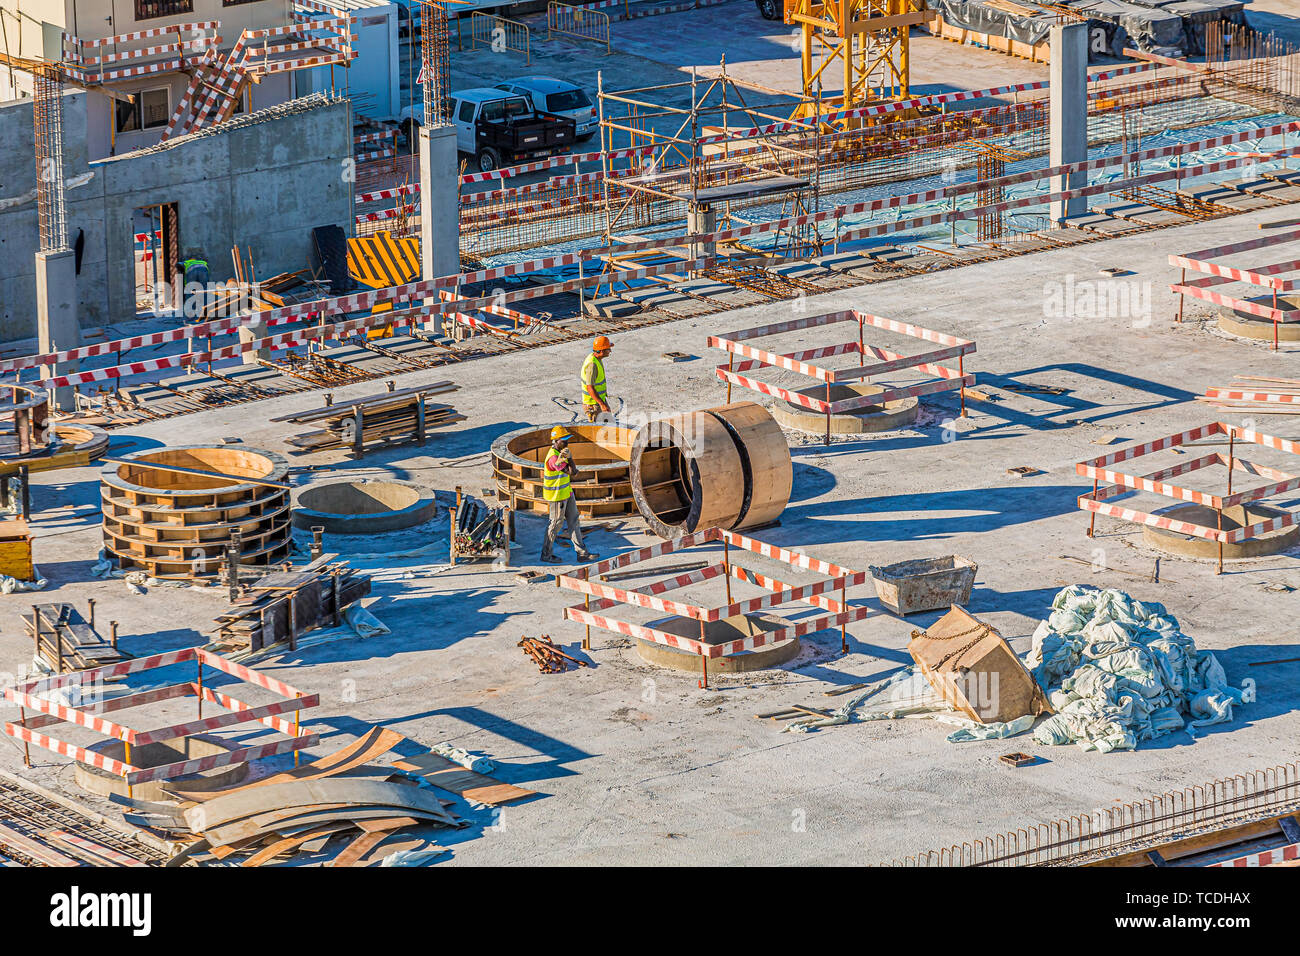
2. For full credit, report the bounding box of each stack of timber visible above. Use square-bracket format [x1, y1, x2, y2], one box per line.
[272, 382, 463, 455]
[132, 729, 478, 867]
[24, 603, 131, 673]
[1199, 376, 1300, 415]
[209, 560, 371, 654]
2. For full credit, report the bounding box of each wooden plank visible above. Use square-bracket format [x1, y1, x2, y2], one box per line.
[163, 727, 405, 802]
[328, 829, 390, 867]
[390, 753, 536, 805]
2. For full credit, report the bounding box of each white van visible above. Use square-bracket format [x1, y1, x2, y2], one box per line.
[494, 76, 598, 142]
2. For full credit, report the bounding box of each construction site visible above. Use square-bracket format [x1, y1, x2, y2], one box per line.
[0, 0, 1298, 888]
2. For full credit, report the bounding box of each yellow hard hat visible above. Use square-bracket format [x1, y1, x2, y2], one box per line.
[551, 426, 570, 442]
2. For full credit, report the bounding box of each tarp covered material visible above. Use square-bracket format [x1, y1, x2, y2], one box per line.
[1064, 0, 1186, 55]
[1025, 586, 1249, 753]
[1158, 0, 1247, 54]
[929, 0, 1056, 46]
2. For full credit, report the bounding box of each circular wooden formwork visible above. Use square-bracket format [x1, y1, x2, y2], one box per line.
[100, 446, 292, 580]
[630, 402, 792, 539]
[0, 381, 51, 463]
[492, 422, 673, 520]
[0, 423, 111, 476]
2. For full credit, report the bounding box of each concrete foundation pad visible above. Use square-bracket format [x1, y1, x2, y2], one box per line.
[636, 613, 801, 673]
[1218, 295, 1300, 342]
[293, 478, 437, 533]
[772, 383, 920, 435]
[75, 734, 250, 802]
[1143, 503, 1300, 560]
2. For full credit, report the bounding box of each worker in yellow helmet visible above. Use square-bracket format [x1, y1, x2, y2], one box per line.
[540, 426, 598, 565]
[581, 335, 613, 423]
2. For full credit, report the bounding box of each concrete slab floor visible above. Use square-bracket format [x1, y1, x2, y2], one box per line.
[7, 204, 1300, 866]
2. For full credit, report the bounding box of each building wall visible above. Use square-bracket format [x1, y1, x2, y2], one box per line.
[0, 90, 352, 342]
[63, 0, 292, 45]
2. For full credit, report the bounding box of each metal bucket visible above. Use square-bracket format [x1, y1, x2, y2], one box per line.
[868, 555, 978, 616]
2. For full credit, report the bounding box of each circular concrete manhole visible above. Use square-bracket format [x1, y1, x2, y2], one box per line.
[1142, 502, 1300, 560]
[292, 478, 437, 533]
[771, 383, 919, 435]
[75, 734, 250, 802]
[635, 612, 802, 674]
[1218, 296, 1300, 343]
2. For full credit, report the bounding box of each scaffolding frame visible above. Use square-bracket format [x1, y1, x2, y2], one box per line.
[597, 62, 824, 277]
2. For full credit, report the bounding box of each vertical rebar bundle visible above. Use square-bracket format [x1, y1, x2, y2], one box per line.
[33, 64, 69, 254]
[419, 0, 451, 128]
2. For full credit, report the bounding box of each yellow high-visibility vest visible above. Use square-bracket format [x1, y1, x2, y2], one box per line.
[542, 448, 572, 502]
[581, 353, 606, 406]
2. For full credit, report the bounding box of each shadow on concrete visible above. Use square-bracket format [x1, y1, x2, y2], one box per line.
[964, 362, 1194, 432]
[789, 460, 837, 502]
[776, 482, 1084, 548]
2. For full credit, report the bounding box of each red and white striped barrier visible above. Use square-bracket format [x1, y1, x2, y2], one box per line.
[1205, 387, 1300, 406]
[356, 184, 418, 204]
[3, 647, 318, 786]
[557, 527, 871, 662]
[1076, 424, 1300, 543]
[1208, 843, 1300, 867]
[458, 145, 651, 184]
[710, 310, 975, 415]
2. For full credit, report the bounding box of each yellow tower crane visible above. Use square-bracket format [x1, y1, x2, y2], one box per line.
[784, 0, 934, 126]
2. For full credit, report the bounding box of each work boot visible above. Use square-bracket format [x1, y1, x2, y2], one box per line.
[576, 551, 599, 562]
[540, 554, 562, 564]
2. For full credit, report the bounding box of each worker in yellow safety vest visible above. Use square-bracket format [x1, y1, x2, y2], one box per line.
[580, 335, 613, 422]
[540, 426, 598, 565]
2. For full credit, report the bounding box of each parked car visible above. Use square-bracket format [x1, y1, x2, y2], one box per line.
[756, 0, 781, 19]
[400, 88, 577, 172]
[494, 76, 598, 142]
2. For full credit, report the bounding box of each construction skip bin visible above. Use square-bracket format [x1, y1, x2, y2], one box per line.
[869, 555, 977, 615]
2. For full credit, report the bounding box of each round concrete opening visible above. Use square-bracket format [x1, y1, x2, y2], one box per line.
[1143, 502, 1300, 560]
[74, 734, 250, 801]
[771, 383, 919, 434]
[635, 613, 801, 673]
[293, 478, 437, 533]
[1218, 296, 1300, 342]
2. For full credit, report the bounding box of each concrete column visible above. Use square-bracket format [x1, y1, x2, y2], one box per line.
[35, 250, 80, 411]
[238, 317, 272, 361]
[419, 124, 460, 331]
[1049, 23, 1088, 224]
[687, 203, 716, 265]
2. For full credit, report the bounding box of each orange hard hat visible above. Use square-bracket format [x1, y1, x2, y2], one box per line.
[593, 335, 612, 352]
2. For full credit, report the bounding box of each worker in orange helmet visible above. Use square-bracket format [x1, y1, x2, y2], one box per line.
[540, 426, 598, 565]
[581, 335, 613, 423]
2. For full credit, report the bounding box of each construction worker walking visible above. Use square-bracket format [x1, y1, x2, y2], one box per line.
[581, 335, 613, 423]
[540, 426, 598, 565]
[181, 250, 210, 317]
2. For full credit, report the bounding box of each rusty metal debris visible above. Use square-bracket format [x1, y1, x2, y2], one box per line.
[518, 634, 588, 674]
